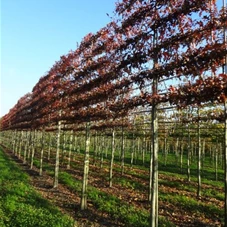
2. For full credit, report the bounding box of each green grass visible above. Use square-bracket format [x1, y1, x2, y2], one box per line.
[31, 158, 174, 227]
[52, 149, 224, 226]
[159, 192, 224, 222]
[115, 177, 145, 190]
[202, 188, 224, 201]
[1, 138, 224, 227]
[0, 147, 75, 227]
[56, 170, 151, 226]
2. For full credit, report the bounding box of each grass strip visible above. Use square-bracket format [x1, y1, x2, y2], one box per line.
[0, 147, 75, 227]
[56, 171, 174, 227]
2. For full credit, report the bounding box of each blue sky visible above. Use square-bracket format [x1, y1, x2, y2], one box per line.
[1, 0, 116, 117]
[1, 0, 225, 117]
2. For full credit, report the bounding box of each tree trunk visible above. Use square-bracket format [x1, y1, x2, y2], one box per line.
[61, 130, 66, 165]
[164, 136, 168, 166]
[48, 132, 52, 161]
[202, 139, 206, 172]
[175, 137, 179, 164]
[81, 122, 91, 210]
[142, 118, 146, 165]
[93, 131, 98, 165]
[39, 130, 45, 176]
[18, 131, 23, 159]
[53, 119, 62, 188]
[150, 100, 158, 227]
[215, 148, 218, 182]
[73, 134, 78, 160]
[100, 135, 104, 168]
[180, 143, 183, 173]
[27, 131, 32, 160]
[150, 75, 159, 226]
[121, 126, 125, 175]
[15, 131, 19, 155]
[223, 1, 227, 224]
[12, 130, 16, 153]
[187, 112, 191, 182]
[197, 108, 201, 198]
[23, 131, 29, 164]
[131, 119, 135, 168]
[30, 130, 36, 170]
[109, 128, 115, 187]
[224, 100, 227, 227]
[67, 130, 74, 169]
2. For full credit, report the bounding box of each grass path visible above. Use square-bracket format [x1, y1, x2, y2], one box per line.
[0, 146, 75, 227]
[0, 146, 123, 227]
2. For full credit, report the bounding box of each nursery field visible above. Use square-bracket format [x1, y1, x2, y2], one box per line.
[1, 0, 227, 226]
[0, 142, 224, 227]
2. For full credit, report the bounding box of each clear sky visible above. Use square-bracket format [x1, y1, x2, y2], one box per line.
[1, 0, 225, 117]
[1, 0, 117, 117]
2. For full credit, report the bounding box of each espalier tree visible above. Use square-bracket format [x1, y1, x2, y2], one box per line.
[0, 0, 226, 226]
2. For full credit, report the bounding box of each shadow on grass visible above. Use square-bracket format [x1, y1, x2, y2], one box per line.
[1, 147, 128, 227]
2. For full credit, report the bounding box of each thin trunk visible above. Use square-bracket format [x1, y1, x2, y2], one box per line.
[30, 130, 36, 169]
[12, 130, 17, 153]
[180, 143, 183, 173]
[53, 119, 62, 188]
[215, 142, 218, 181]
[142, 119, 146, 165]
[187, 113, 191, 182]
[121, 126, 125, 175]
[100, 136, 104, 168]
[175, 137, 179, 164]
[201, 140, 205, 172]
[135, 138, 140, 164]
[220, 143, 224, 170]
[224, 101, 227, 226]
[131, 120, 135, 168]
[223, 1, 227, 224]
[164, 136, 167, 166]
[81, 122, 91, 210]
[109, 128, 115, 187]
[150, 100, 159, 227]
[48, 133, 51, 160]
[23, 131, 29, 164]
[150, 72, 159, 226]
[67, 130, 74, 169]
[27, 132, 32, 160]
[105, 138, 108, 158]
[197, 108, 201, 198]
[73, 135, 78, 160]
[39, 130, 45, 176]
[18, 131, 23, 159]
[149, 135, 153, 202]
[93, 131, 98, 165]
[15, 131, 19, 155]
[61, 131, 66, 164]
[212, 145, 215, 167]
